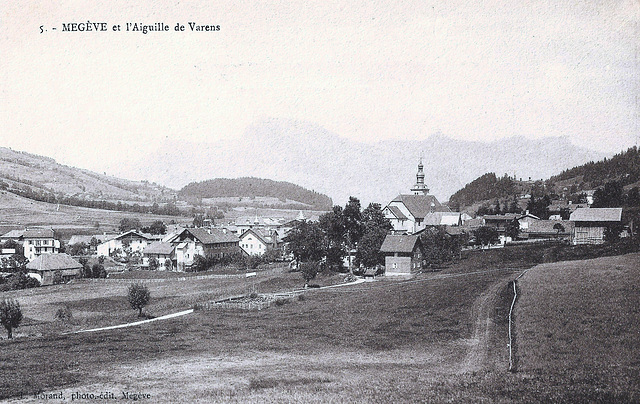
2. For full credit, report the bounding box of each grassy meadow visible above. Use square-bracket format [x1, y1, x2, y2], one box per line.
[0, 250, 638, 402]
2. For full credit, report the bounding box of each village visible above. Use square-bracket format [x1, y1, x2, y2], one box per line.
[0, 160, 632, 288]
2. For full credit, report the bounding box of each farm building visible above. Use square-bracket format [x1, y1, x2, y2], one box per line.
[96, 230, 156, 257]
[26, 253, 82, 286]
[166, 228, 241, 271]
[239, 228, 282, 256]
[380, 234, 425, 275]
[570, 208, 623, 245]
[142, 242, 175, 270]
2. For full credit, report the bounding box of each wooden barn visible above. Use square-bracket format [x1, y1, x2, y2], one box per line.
[380, 235, 425, 275]
[569, 208, 623, 245]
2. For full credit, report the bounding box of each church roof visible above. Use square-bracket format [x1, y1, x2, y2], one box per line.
[385, 206, 408, 220]
[389, 194, 450, 219]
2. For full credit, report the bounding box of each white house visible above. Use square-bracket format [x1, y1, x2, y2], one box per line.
[239, 228, 281, 256]
[96, 230, 154, 257]
[0, 228, 60, 261]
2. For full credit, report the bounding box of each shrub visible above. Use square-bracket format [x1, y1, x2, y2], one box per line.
[55, 306, 73, 322]
[300, 261, 320, 287]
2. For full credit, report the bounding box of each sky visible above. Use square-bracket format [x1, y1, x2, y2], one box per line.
[1, 0, 639, 179]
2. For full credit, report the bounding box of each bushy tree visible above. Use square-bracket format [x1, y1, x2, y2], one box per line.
[592, 181, 624, 208]
[526, 195, 551, 219]
[128, 283, 150, 317]
[142, 220, 166, 235]
[119, 218, 142, 233]
[148, 257, 159, 271]
[505, 218, 520, 240]
[343, 197, 364, 272]
[356, 203, 392, 268]
[300, 261, 320, 287]
[474, 226, 499, 247]
[0, 298, 23, 339]
[283, 220, 325, 266]
[318, 206, 346, 270]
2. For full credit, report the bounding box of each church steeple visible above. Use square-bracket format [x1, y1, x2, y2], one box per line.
[411, 159, 429, 195]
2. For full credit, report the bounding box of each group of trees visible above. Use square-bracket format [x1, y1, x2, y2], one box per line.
[448, 173, 518, 210]
[119, 218, 167, 235]
[78, 258, 107, 279]
[284, 197, 392, 275]
[179, 177, 333, 211]
[476, 196, 522, 216]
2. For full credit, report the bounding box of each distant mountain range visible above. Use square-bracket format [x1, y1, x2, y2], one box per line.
[116, 118, 607, 205]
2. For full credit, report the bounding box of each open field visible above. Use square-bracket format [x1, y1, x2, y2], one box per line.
[0, 191, 189, 230]
[513, 253, 640, 401]
[1, 251, 639, 402]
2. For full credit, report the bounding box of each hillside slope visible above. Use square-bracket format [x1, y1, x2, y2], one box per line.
[179, 177, 332, 210]
[0, 147, 173, 202]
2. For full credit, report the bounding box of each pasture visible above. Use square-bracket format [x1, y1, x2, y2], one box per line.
[1, 251, 638, 402]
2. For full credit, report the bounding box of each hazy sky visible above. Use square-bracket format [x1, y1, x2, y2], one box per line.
[1, 1, 639, 177]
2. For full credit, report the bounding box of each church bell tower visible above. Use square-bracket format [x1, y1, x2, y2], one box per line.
[411, 159, 429, 195]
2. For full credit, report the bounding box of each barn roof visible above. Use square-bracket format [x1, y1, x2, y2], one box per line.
[23, 228, 55, 238]
[380, 235, 420, 253]
[26, 253, 82, 271]
[389, 194, 450, 219]
[569, 208, 623, 222]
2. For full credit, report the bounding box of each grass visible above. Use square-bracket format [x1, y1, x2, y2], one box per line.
[1, 247, 638, 402]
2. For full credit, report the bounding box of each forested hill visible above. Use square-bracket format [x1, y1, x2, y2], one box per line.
[447, 173, 518, 210]
[179, 177, 333, 210]
[549, 146, 640, 190]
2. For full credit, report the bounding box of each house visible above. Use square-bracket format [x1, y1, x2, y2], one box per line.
[26, 253, 82, 286]
[166, 228, 241, 271]
[142, 242, 175, 270]
[570, 208, 623, 245]
[380, 234, 425, 275]
[383, 161, 451, 234]
[0, 228, 61, 260]
[96, 230, 154, 257]
[239, 228, 282, 256]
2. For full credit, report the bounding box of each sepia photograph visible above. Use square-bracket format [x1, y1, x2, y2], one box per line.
[1, 1, 639, 402]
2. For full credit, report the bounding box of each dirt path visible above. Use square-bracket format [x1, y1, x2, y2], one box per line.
[457, 273, 515, 374]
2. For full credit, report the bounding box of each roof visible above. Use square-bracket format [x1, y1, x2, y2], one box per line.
[527, 220, 574, 234]
[171, 228, 240, 245]
[483, 214, 520, 221]
[68, 234, 114, 245]
[143, 241, 175, 255]
[1, 229, 25, 239]
[380, 235, 421, 253]
[422, 212, 461, 226]
[569, 208, 623, 222]
[385, 205, 408, 220]
[24, 228, 55, 238]
[26, 253, 82, 271]
[389, 194, 450, 219]
[114, 230, 154, 241]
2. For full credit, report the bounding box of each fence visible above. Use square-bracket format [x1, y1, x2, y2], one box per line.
[508, 267, 531, 372]
[195, 291, 301, 311]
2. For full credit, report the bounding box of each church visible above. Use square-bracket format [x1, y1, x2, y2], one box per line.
[383, 161, 455, 234]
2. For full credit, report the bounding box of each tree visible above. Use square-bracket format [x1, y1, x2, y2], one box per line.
[68, 242, 89, 256]
[343, 197, 363, 273]
[283, 220, 325, 266]
[0, 298, 23, 339]
[504, 218, 520, 240]
[553, 223, 565, 238]
[119, 218, 142, 233]
[143, 220, 166, 235]
[526, 195, 551, 219]
[592, 181, 624, 208]
[128, 283, 150, 317]
[474, 226, 499, 247]
[626, 187, 640, 207]
[356, 203, 392, 268]
[148, 257, 159, 271]
[300, 261, 320, 287]
[53, 270, 63, 285]
[318, 206, 346, 270]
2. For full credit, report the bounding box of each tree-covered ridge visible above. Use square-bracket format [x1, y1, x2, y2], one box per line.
[448, 173, 517, 210]
[179, 177, 333, 210]
[550, 146, 640, 189]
